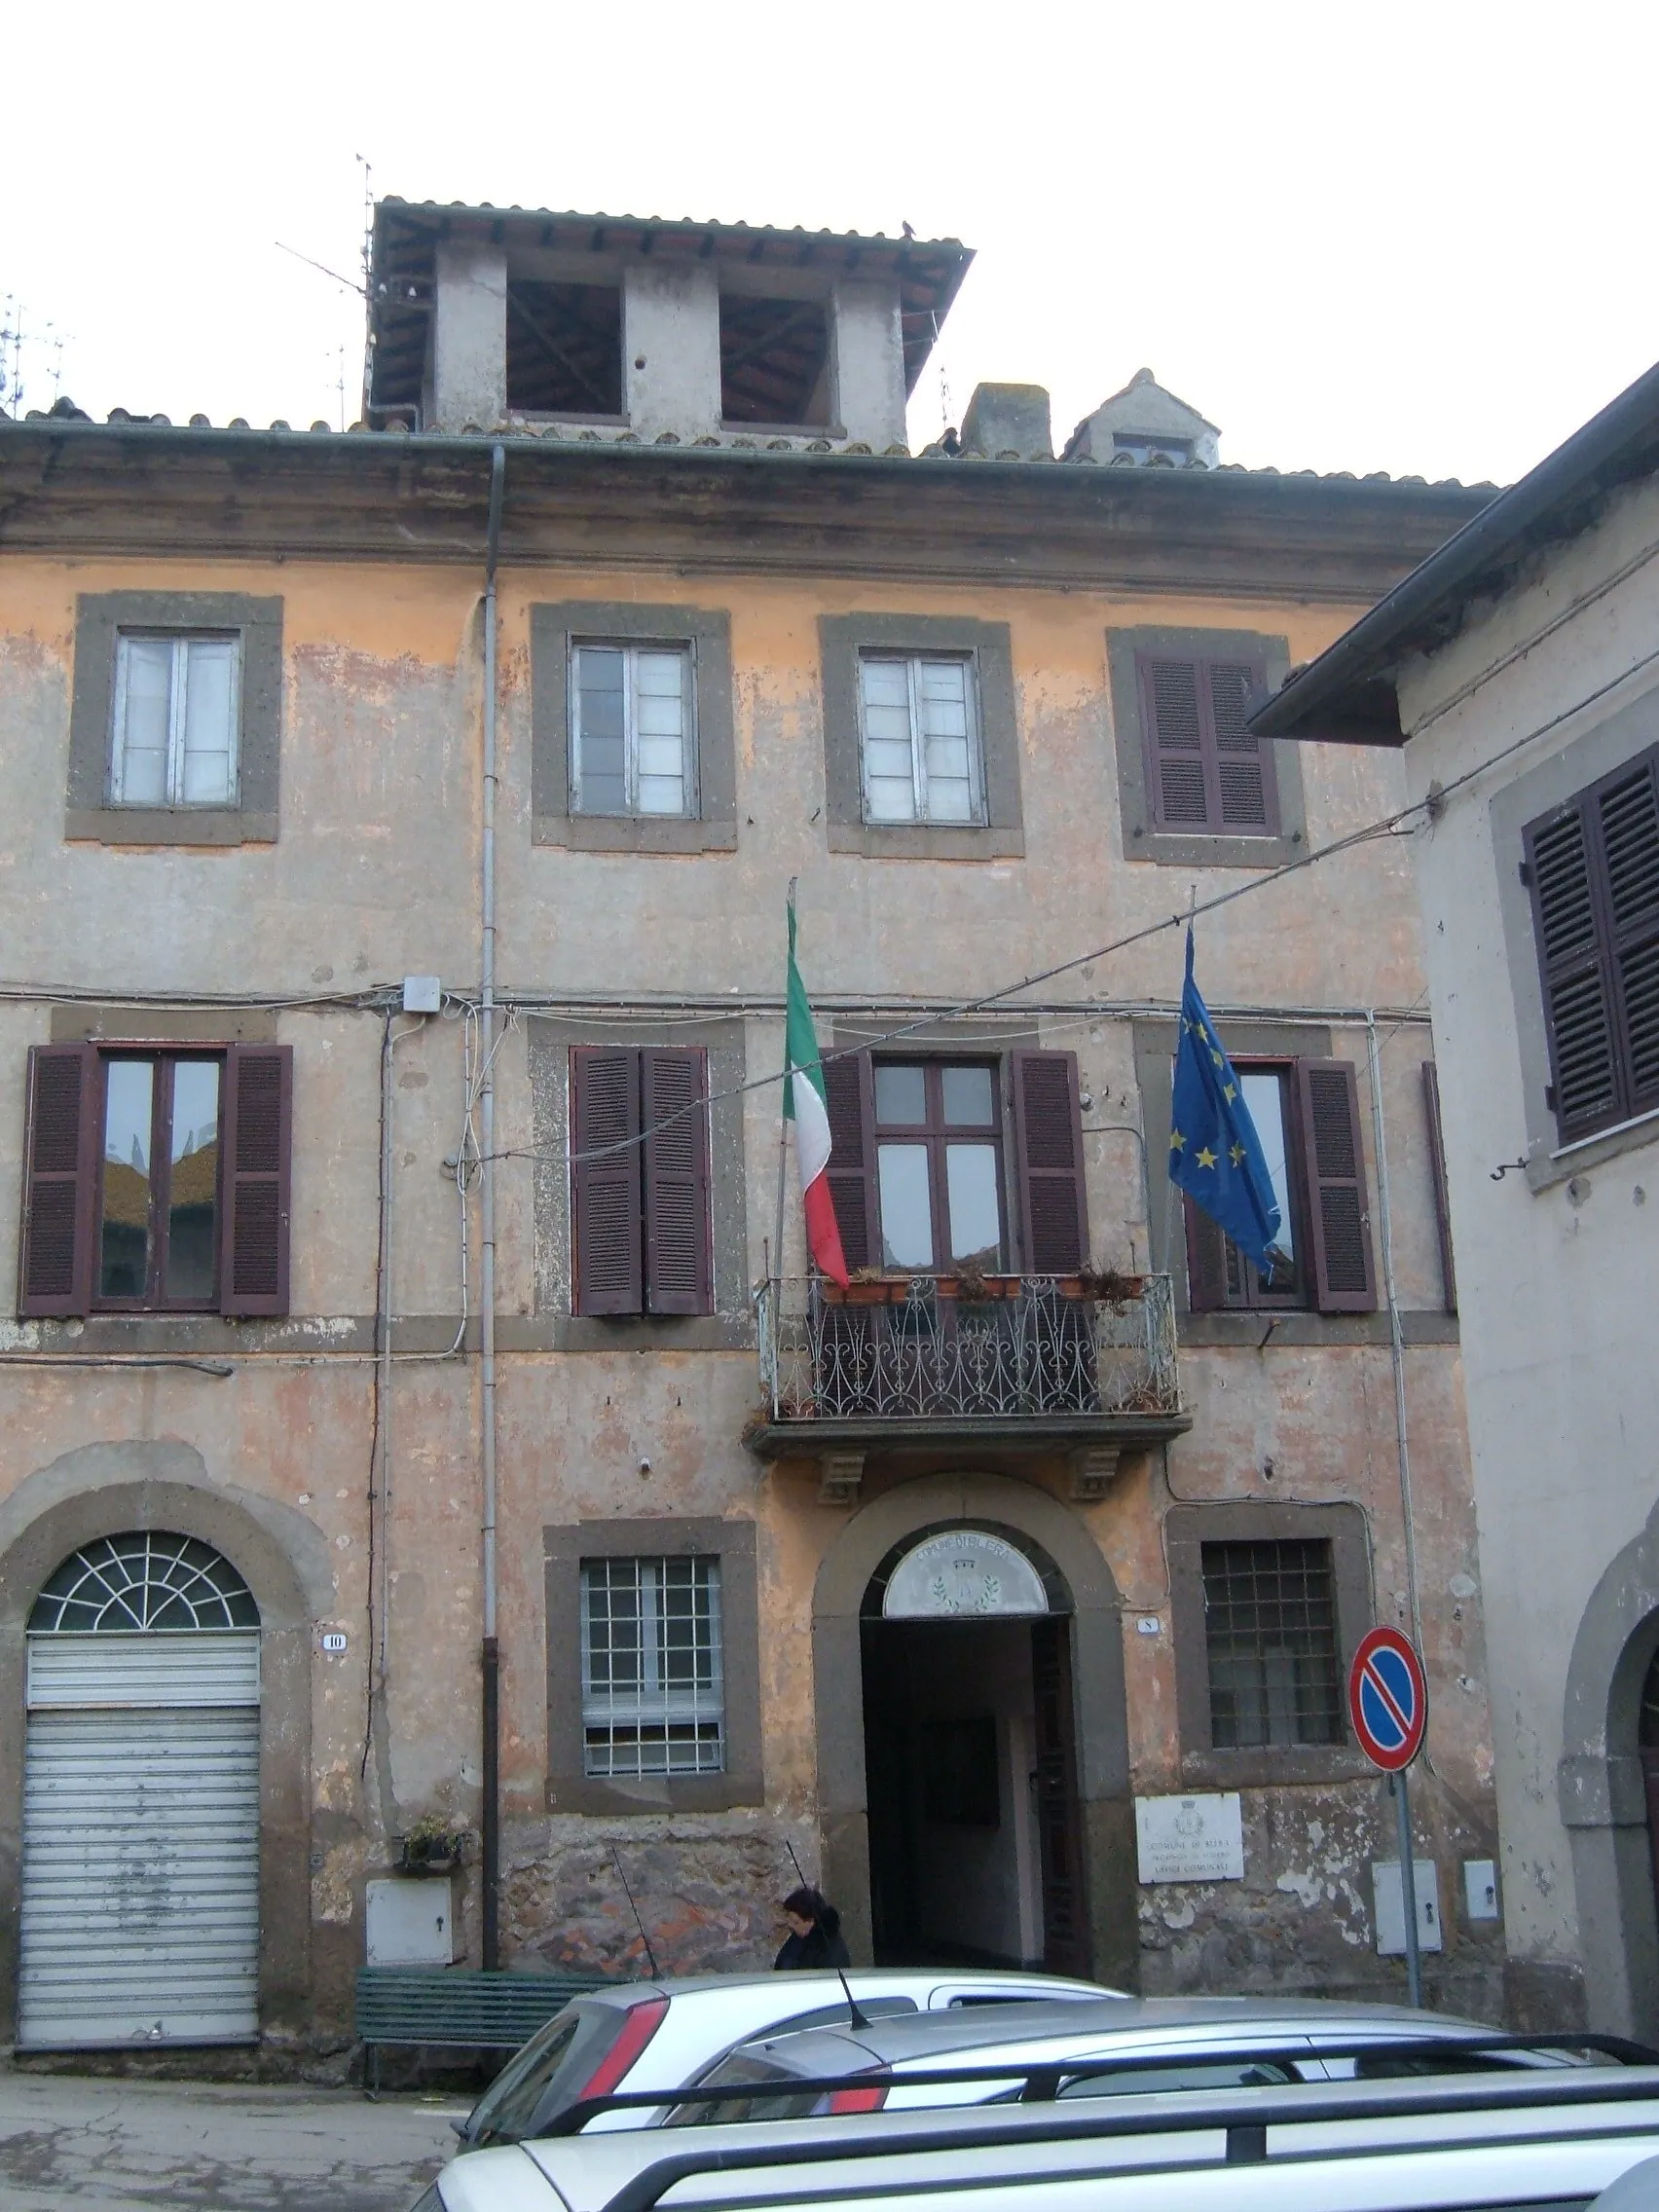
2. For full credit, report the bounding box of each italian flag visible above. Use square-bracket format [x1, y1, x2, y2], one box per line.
[785, 905, 850, 1288]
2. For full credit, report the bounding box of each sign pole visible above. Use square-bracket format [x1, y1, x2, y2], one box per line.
[1393, 1769, 1421, 2009]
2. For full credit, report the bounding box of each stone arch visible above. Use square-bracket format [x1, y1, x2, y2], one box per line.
[1558, 1499, 1659, 2041]
[813, 1470, 1135, 1986]
[0, 1441, 332, 2045]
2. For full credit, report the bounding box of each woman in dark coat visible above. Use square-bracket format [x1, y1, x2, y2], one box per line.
[774, 1884, 850, 1970]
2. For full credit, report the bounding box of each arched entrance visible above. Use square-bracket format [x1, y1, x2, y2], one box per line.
[814, 1472, 1137, 1988]
[19, 1531, 262, 2048]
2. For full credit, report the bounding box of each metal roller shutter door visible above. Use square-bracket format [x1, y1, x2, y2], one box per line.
[19, 1631, 260, 2049]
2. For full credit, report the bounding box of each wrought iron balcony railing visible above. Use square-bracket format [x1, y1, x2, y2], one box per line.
[755, 1272, 1181, 1427]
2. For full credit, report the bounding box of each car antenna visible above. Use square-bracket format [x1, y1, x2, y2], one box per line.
[785, 1838, 870, 2030]
[610, 1843, 662, 1979]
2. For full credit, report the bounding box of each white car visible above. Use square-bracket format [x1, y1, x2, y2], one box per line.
[412, 2060, 1659, 2212]
[452, 1969, 1120, 2150]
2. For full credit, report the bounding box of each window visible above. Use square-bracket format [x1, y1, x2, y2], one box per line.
[1138, 652, 1277, 835]
[1200, 1538, 1343, 1749]
[872, 1061, 1004, 1271]
[111, 635, 240, 808]
[506, 280, 622, 417]
[18, 1043, 292, 1319]
[719, 294, 830, 426]
[1523, 742, 1659, 1147]
[1112, 435, 1193, 466]
[821, 1049, 1087, 1276]
[580, 1555, 723, 1776]
[858, 654, 984, 827]
[569, 1047, 713, 1316]
[571, 644, 694, 819]
[1184, 1057, 1376, 1314]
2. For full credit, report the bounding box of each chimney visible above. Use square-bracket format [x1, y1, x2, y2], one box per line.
[960, 384, 1052, 461]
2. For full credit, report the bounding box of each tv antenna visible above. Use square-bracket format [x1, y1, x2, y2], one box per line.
[784, 1837, 869, 2030]
[609, 1843, 662, 1979]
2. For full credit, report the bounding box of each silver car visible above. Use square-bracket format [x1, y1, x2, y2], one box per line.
[452, 1967, 1119, 2150]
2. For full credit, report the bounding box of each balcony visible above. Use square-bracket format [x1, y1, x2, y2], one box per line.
[747, 1272, 1191, 1503]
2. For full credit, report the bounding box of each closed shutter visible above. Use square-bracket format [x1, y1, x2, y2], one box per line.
[571, 1047, 644, 1315]
[1421, 1061, 1457, 1316]
[1295, 1058, 1377, 1312]
[1012, 1051, 1088, 1273]
[642, 1048, 713, 1315]
[19, 1044, 97, 1317]
[219, 1046, 291, 1316]
[1183, 1194, 1248, 1311]
[1525, 748, 1659, 1144]
[822, 1051, 878, 1273]
[1139, 653, 1276, 834]
[19, 1631, 260, 2050]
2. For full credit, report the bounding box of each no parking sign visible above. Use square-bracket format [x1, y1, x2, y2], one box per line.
[1348, 1625, 1427, 1771]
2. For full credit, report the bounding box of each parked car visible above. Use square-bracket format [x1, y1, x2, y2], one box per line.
[410, 2057, 1659, 2212]
[662, 1993, 1585, 2123]
[452, 1968, 1120, 2151]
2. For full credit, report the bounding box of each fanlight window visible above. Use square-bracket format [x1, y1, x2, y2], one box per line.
[28, 1532, 259, 1633]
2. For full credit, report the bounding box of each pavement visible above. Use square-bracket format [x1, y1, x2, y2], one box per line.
[0, 2073, 470, 2212]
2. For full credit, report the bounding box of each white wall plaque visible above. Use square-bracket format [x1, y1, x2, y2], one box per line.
[1135, 1792, 1245, 1883]
[319, 1631, 348, 1655]
[883, 1530, 1050, 1619]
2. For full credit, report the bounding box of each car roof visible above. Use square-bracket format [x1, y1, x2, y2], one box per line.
[733, 1993, 1485, 2069]
[567, 1968, 1113, 2009]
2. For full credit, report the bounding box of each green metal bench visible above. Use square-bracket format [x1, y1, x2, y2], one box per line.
[356, 1967, 609, 2092]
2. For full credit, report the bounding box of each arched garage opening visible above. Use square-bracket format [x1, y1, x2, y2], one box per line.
[19, 1532, 262, 2049]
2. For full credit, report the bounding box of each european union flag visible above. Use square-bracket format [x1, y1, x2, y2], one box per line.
[1169, 928, 1284, 1272]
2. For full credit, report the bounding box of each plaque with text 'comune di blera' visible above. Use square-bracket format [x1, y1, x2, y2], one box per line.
[881, 1530, 1051, 1619]
[1134, 1792, 1245, 1883]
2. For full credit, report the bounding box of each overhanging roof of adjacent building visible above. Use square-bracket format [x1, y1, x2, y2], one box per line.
[1251, 357, 1659, 747]
[366, 198, 975, 420]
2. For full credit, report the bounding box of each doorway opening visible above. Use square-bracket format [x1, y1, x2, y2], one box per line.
[860, 1528, 1088, 1974]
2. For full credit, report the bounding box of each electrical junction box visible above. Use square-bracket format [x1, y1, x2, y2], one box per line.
[402, 975, 442, 1015]
[1371, 1859, 1443, 1955]
[1464, 1859, 1500, 1920]
[366, 1876, 455, 1966]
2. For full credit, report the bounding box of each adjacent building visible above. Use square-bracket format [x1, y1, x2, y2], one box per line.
[0, 199, 1503, 2061]
[1256, 360, 1659, 2036]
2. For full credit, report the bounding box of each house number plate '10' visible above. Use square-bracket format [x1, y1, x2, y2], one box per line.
[319, 1632, 349, 1654]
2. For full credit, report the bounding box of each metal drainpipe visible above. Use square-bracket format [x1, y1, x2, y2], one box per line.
[481, 442, 506, 1971]
[1365, 1011, 1424, 1659]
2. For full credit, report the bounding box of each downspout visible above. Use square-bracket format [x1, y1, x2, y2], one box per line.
[481, 442, 506, 1971]
[1365, 1012, 1424, 1658]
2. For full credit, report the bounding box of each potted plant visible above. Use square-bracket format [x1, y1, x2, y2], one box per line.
[398, 1813, 466, 1876]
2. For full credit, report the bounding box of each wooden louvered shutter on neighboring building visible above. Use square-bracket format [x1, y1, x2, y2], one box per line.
[1207, 659, 1277, 833]
[1139, 653, 1276, 835]
[642, 1049, 713, 1315]
[571, 1047, 644, 1316]
[1011, 1051, 1088, 1273]
[1525, 747, 1659, 1145]
[219, 1045, 292, 1317]
[822, 1051, 879, 1273]
[1295, 1058, 1376, 1313]
[1142, 657, 1209, 830]
[19, 1044, 97, 1317]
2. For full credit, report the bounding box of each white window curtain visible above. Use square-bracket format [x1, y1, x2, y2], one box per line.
[112, 636, 240, 807]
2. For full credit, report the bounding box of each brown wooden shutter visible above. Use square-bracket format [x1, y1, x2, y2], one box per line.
[19, 1043, 97, 1317]
[1295, 1057, 1376, 1312]
[1207, 660, 1277, 832]
[220, 1044, 292, 1317]
[642, 1048, 713, 1315]
[1140, 656, 1210, 830]
[1012, 1051, 1088, 1273]
[571, 1047, 644, 1316]
[821, 1050, 878, 1272]
[1183, 1193, 1231, 1312]
[1421, 1060, 1457, 1317]
[1599, 752, 1659, 1120]
[1525, 793, 1620, 1140]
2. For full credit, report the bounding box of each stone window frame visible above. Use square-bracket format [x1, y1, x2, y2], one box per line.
[819, 614, 1024, 861]
[1166, 1500, 1376, 1788]
[544, 1516, 761, 1815]
[530, 602, 737, 854]
[1488, 682, 1659, 1192]
[527, 1014, 751, 1351]
[1107, 624, 1306, 869]
[66, 592, 282, 846]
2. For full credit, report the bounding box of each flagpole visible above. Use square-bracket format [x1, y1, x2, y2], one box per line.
[775, 878, 798, 1311]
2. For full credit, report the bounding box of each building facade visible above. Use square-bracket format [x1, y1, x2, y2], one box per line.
[1255, 361, 1659, 2036]
[0, 201, 1503, 2062]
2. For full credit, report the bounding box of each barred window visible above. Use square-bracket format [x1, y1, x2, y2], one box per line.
[1200, 1538, 1342, 1749]
[580, 1556, 723, 1777]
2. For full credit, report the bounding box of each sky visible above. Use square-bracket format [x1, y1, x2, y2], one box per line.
[4, 0, 1656, 489]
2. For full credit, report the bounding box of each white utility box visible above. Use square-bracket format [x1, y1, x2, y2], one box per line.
[402, 976, 442, 1015]
[1372, 1859, 1443, 1955]
[1464, 1858, 1500, 1920]
[366, 1877, 455, 1966]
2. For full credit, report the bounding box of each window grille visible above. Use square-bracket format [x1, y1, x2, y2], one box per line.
[1200, 1538, 1342, 1748]
[858, 653, 983, 827]
[571, 644, 693, 818]
[29, 1531, 260, 1633]
[111, 634, 240, 807]
[580, 1556, 723, 1776]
